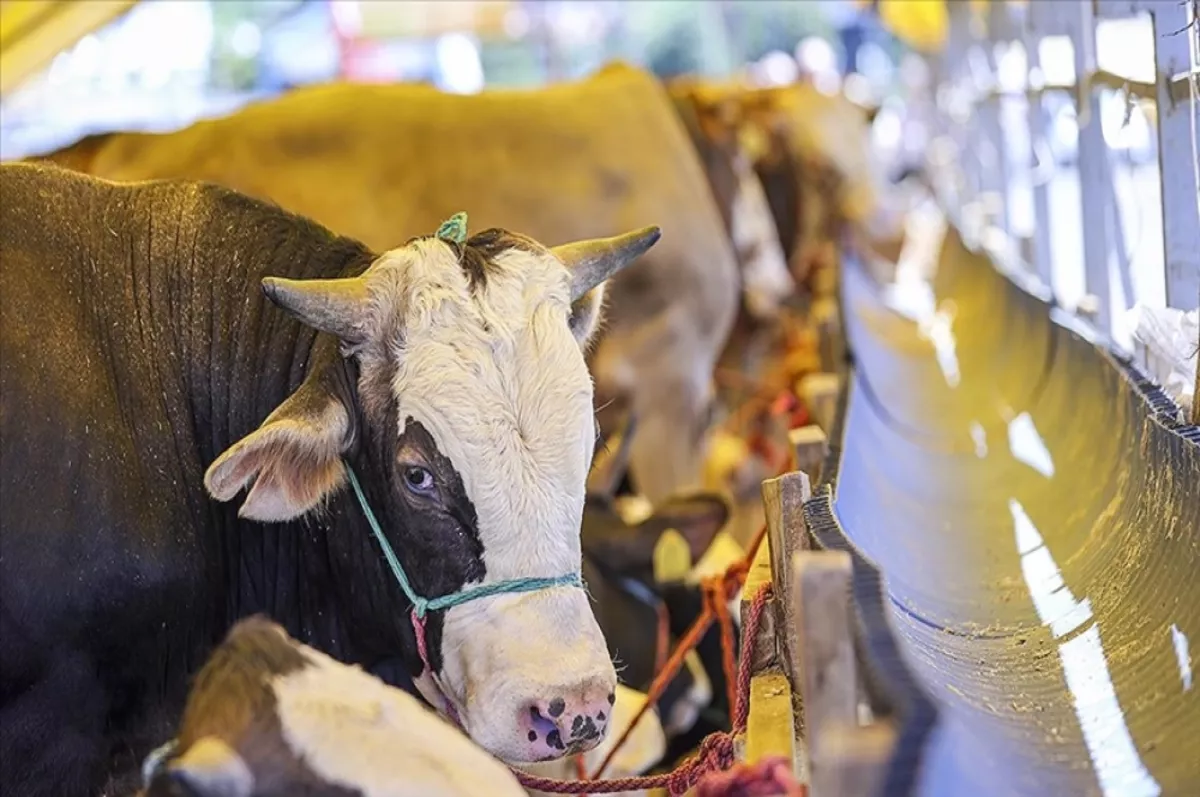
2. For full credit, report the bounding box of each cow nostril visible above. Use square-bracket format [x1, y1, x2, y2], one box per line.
[526, 704, 559, 741]
[569, 713, 601, 742]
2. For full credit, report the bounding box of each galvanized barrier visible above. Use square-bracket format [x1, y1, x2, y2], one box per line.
[924, 0, 1197, 341]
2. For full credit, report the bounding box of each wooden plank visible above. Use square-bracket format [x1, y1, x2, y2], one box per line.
[789, 425, 828, 488]
[745, 669, 798, 767]
[799, 373, 840, 434]
[811, 721, 897, 797]
[793, 550, 857, 743]
[740, 530, 778, 675]
[1193, 356, 1199, 427]
[761, 472, 811, 696]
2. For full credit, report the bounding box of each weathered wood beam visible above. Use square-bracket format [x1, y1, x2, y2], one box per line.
[789, 425, 829, 488]
[761, 471, 811, 696]
[740, 529, 778, 675]
[793, 550, 857, 741]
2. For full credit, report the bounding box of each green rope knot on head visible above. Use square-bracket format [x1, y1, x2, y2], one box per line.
[436, 211, 469, 245]
[343, 466, 584, 619]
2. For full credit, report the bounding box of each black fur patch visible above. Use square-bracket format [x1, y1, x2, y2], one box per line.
[421, 227, 545, 291]
[356, 389, 485, 674]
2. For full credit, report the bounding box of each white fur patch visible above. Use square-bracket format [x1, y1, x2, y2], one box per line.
[371, 239, 595, 581]
[273, 645, 527, 797]
[730, 156, 794, 318]
[664, 650, 714, 735]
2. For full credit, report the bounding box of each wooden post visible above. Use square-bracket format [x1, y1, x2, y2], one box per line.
[1193, 339, 1199, 426]
[810, 721, 896, 797]
[799, 373, 841, 434]
[761, 472, 811, 696]
[789, 425, 828, 488]
[740, 530, 777, 675]
[792, 550, 857, 744]
[745, 669, 801, 776]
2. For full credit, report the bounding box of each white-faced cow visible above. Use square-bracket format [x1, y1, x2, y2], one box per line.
[0, 162, 661, 795]
[32, 62, 742, 506]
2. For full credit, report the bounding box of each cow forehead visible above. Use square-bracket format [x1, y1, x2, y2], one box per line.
[367, 236, 570, 327]
[372, 239, 595, 570]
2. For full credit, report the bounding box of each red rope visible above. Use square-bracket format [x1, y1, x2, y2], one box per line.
[694, 756, 807, 797]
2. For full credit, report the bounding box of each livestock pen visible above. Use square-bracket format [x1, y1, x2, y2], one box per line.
[2, 2, 1197, 796]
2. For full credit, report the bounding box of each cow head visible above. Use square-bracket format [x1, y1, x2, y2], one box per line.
[204, 223, 662, 763]
[141, 617, 528, 797]
[731, 84, 908, 283]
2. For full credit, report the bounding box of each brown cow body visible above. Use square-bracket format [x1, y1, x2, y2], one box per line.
[37, 63, 740, 505]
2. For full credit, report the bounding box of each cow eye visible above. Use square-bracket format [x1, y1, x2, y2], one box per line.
[402, 466, 436, 496]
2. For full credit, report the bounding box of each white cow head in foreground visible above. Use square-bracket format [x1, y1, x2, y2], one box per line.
[141, 617, 528, 797]
[205, 221, 661, 763]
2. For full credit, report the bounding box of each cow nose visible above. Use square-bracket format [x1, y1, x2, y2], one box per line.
[520, 689, 616, 760]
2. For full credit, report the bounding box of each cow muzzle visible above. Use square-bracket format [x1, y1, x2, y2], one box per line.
[432, 587, 618, 763]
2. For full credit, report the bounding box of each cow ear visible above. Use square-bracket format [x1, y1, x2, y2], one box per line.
[204, 377, 352, 522]
[643, 492, 731, 564]
[160, 738, 253, 797]
[569, 284, 606, 348]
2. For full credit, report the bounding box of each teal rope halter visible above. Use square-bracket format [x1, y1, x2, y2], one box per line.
[343, 466, 584, 619]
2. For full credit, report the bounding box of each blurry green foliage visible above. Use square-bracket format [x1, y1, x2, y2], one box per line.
[209, 0, 302, 91]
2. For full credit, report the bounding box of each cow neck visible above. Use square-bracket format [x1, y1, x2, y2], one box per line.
[201, 227, 380, 665]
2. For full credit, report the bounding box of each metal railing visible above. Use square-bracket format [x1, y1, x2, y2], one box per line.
[925, 0, 1198, 347]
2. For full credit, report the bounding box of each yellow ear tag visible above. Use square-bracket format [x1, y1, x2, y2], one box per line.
[653, 528, 693, 584]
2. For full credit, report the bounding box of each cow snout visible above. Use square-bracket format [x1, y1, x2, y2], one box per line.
[520, 687, 616, 760]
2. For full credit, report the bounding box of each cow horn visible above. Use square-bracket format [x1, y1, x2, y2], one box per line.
[554, 226, 662, 301]
[261, 276, 370, 342]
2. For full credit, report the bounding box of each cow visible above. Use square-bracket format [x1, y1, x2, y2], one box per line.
[0, 162, 661, 796]
[29, 62, 744, 507]
[723, 80, 909, 290]
[138, 616, 528, 797]
[664, 78, 794, 323]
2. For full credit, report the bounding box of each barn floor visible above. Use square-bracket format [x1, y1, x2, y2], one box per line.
[828, 207, 1200, 796]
